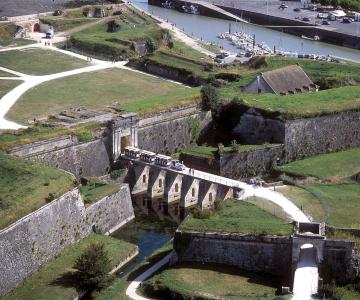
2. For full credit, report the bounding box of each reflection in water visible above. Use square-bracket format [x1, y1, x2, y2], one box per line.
[111, 204, 177, 277]
[131, 0, 360, 61]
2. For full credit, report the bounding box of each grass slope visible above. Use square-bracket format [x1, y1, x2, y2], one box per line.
[143, 263, 287, 300]
[0, 122, 101, 151]
[0, 80, 21, 98]
[3, 234, 137, 300]
[277, 148, 360, 180]
[80, 177, 121, 206]
[7, 68, 199, 123]
[277, 186, 327, 222]
[0, 48, 88, 75]
[0, 152, 75, 229]
[180, 199, 293, 235]
[306, 184, 360, 228]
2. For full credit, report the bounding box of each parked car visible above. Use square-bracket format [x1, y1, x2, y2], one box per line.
[294, 8, 301, 12]
[279, 3, 288, 9]
[342, 17, 353, 23]
[302, 17, 311, 22]
[171, 160, 185, 171]
[322, 20, 330, 25]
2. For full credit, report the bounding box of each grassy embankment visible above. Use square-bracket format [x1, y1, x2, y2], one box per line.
[277, 148, 360, 228]
[6, 68, 200, 123]
[0, 122, 102, 151]
[0, 80, 21, 98]
[39, 8, 97, 32]
[217, 56, 360, 119]
[79, 177, 121, 206]
[2, 234, 137, 300]
[0, 48, 89, 75]
[0, 152, 75, 229]
[0, 23, 35, 47]
[142, 262, 288, 300]
[180, 199, 293, 236]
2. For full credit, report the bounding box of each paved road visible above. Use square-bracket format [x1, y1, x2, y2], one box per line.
[292, 244, 319, 300]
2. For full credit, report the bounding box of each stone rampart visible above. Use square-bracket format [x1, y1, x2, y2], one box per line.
[0, 185, 134, 296]
[233, 109, 360, 162]
[174, 230, 293, 278]
[137, 108, 211, 155]
[322, 239, 360, 284]
[284, 111, 360, 161]
[180, 144, 284, 179]
[219, 145, 284, 179]
[86, 185, 135, 235]
[24, 137, 112, 178]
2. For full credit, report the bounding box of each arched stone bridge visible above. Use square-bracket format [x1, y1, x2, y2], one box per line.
[121, 153, 244, 219]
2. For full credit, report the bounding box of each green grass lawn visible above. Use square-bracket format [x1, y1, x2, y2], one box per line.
[2, 234, 137, 300]
[180, 199, 293, 236]
[142, 262, 287, 300]
[0, 80, 21, 98]
[0, 122, 102, 151]
[0, 69, 16, 77]
[0, 23, 36, 47]
[277, 148, 360, 180]
[277, 186, 327, 222]
[0, 152, 75, 229]
[221, 85, 360, 119]
[0, 48, 89, 75]
[305, 183, 360, 228]
[6, 68, 200, 123]
[40, 17, 96, 32]
[80, 177, 121, 206]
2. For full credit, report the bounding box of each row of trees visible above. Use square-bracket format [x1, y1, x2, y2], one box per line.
[314, 0, 360, 11]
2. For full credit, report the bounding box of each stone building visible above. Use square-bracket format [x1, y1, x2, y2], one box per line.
[244, 65, 318, 95]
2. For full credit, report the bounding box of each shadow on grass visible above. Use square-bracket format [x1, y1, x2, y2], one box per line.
[50, 271, 80, 290]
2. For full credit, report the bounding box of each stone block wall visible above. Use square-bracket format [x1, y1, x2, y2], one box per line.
[26, 137, 112, 178]
[321, 239, 360, 284]
[137, 109, 211, 155]
[284, 111, 360, 161]
[174, 230, 293, 278]
[219, 145, 284, 179]
[0, 185, 134, 296]
[86, 185, 135, 235]
[0, 189, 89, 296]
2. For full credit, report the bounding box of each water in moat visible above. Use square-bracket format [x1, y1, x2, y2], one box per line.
[111, 204, 177, 277]
[131, 0, 360, 62]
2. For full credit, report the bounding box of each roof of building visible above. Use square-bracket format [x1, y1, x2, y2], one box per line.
[260, 65, 317, 95]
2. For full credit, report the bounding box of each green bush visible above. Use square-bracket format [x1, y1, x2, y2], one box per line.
[200, 84, 220, 111]
[192, 207, 213, 219]
[73, 242, 114, 292]
[110, 169, 124, 179]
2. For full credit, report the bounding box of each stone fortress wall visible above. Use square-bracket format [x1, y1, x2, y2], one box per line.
[9, 106, 211, 178]
[234, 109, 360, 161]
[174, 230, 360, 287]
[174, 230, 293, 278]
[0, 185, 134, 296]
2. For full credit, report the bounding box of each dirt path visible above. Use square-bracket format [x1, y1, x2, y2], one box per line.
[128, 2, 215, 58]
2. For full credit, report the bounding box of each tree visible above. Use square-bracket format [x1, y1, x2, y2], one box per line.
[73, 242, 114, 291]
[200, 84, 220, 111]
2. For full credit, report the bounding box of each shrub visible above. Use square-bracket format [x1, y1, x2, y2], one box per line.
[75, 129, 94, 142]
[248, 56, 267, 69]
[73, 242, 114, 291]
[110, 169, 124, 179]
[200, 84, 220, 111]
[45, 193, 56, 202]
[214, 200, 223, 211]
[192, 207, 213, 219]
[145, 37, 158, 53]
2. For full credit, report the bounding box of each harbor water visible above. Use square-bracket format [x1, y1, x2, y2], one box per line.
[132, 0, 360, 62]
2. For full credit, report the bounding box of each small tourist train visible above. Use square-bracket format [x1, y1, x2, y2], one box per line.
[123, 146, 185, 170]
